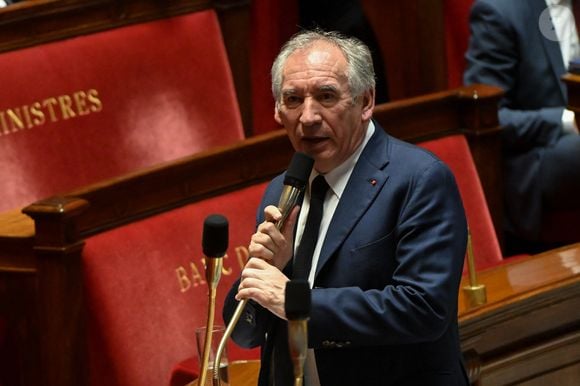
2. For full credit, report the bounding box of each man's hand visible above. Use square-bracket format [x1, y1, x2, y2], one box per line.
[236, 257, 290, 319]
[248, 204, 300, 270]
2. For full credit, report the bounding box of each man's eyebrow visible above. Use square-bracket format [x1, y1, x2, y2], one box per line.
[318, 85, 339, 93]
[282, 89, 298, 96]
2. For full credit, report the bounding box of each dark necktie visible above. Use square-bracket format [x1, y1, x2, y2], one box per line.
[293, 175, 329, 281]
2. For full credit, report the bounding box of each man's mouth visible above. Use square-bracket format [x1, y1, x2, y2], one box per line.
[302, 136, 328, 144]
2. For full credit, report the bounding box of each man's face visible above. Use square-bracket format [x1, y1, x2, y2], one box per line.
[275, 42, 374, 173]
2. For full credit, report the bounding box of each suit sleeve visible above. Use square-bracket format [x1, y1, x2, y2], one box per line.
[463, 0, 563, 149]
[308, 160, 467, 347]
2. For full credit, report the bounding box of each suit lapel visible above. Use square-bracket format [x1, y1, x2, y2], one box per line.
[315, 126, 390, 277]
[533, 0, 567, 99]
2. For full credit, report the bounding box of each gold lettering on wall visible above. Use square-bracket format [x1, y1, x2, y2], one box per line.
[222, 254, 233, 276]
[88, 89, 102, 112]
[235, 246, 250, 270]
[74, 91, 90, 116]
[176, 266, 192, 293]
[7, 108, 25, 132]
[190, 261, 206, 287]
[200, 254, 236, 277]
[0, 111, 8, 135]
[30, 102, 45, 126]
[0, 88, 103, 137]
[58, 94, 76, 120]
[22, 105, 33, 129]
[175, 246, 249, 293]
[43, 97, 59, 123]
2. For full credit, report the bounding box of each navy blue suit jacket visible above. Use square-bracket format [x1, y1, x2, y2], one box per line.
[464, 0, 569, 239]
[224, 125, 469, 386]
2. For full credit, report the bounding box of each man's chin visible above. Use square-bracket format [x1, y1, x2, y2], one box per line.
[311, 154, 337, 174]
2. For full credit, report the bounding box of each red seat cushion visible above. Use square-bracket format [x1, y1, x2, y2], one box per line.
[83, 183, 264, 386]
[419, 135, 504, 270]
[169, 356, 199, 386]
[0, 10, 244, 212]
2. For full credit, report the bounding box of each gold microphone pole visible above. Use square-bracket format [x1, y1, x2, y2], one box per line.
[213, 153, 314, 386]
[198, 215, 228, 386]
[462, 229, 487, 308]
[285, 280, 311, 386]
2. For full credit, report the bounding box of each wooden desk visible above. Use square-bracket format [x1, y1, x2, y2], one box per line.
[188, 360, 260, 386]
[459, 243, 580, 385]
[186, 245, 580, 386]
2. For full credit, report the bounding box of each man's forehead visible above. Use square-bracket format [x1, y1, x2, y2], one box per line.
[305, 49, 333, 65]
[290, 41, 344, 63]
[282, 43, 347, 88]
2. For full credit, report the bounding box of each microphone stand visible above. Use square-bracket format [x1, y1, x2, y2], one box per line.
[198, 214, 228, 386]
[288, 319, 308, 386]
[285, 280, 311, 386]
[213, 153, 313, 386]
[212, 214, 291, 386]
[198, 256, 223, 386]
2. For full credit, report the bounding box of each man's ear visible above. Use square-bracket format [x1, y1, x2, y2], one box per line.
[274, 102, 283, 125]
[361, 89, 375, 121]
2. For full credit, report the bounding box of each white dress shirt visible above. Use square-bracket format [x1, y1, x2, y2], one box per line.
[293, 120, 375, 386]
[545, 0, 580, 132]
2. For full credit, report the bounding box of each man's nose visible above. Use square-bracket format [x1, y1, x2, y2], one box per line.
[299, 98, 322, 125]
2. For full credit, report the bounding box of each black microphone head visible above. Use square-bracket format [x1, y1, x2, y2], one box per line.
[284, 152, 314, 189]
[285, 279, 311, 320]
[202, 214, 228, 257]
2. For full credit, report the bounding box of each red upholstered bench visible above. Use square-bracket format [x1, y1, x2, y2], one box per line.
[418, 135, 504, 270]
[0, 9, 244, 212]
[83, 182, 265, 386]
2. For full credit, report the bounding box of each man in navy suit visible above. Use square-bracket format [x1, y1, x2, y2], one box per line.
[224, 30, 469, 386]
[464, 0, 580, 252]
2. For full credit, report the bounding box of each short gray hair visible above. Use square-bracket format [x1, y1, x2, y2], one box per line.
[271, 29, 376, 102]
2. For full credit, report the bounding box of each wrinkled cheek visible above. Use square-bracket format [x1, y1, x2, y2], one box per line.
[285, 129, 302, 151]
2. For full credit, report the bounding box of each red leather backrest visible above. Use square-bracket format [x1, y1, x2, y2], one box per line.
[82, 183, 265, 386]
[419, 135, 503, 270]
[0, 10, 244, 212]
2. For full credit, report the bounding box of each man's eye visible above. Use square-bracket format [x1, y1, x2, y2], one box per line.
[318, 93, 338, 105]
[284, 96, 302, 107]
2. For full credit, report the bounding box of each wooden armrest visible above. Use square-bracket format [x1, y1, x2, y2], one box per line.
[0, 209, 34, 238]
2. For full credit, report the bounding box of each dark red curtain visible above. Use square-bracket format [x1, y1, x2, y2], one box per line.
[250, 0, 299, 135]
[444, 0, 473, 88]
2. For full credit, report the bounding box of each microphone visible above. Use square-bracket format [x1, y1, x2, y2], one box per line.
[276, 152, 315, 230]
[285, 279, 311, 386]
[198, 214, 228, 386]
[212, 152, 314, 386]
[203, 214, 229, 290]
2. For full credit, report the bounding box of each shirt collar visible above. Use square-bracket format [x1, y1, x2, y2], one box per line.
[546, 0, 569, 7]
